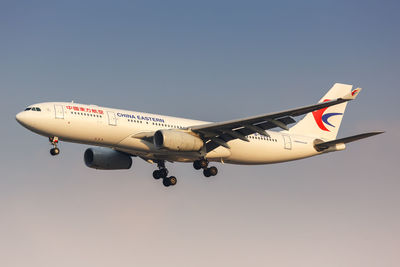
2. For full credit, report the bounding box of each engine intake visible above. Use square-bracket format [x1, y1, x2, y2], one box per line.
[154, 130, 204, 151]
[84, 147, 132, 170]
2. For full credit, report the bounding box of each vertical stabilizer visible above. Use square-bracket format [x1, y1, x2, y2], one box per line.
[289, 83, 354, 140]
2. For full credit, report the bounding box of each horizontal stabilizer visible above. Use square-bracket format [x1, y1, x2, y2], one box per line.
[315, 131, 384, 151]
[343, 88, 362, 100]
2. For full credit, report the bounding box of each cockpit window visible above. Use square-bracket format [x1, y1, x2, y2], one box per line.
[26, 107, 42, 112]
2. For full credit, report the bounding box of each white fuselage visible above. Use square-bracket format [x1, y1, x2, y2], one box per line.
[16, 102, 322, 164]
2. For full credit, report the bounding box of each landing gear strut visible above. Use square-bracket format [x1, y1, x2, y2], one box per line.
[153, 160, 177, 187]
[49, 136, 60, 156]
[193, 159, 218, 177]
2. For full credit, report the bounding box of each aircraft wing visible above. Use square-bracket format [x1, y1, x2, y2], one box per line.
[190, 88, 361, 152]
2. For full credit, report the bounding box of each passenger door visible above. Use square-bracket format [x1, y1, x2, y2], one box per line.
[54, 105, 64, 119]
[283, 134, 292, 150]
[107, 111, 117, 126]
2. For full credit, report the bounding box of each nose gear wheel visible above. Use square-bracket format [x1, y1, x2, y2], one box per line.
[49, 136, 60, 156]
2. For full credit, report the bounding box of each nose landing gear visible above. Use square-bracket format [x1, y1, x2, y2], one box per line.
[49, 136, 60, 156]
[153, 160, 177, 187]
[193, 159, 218, 178]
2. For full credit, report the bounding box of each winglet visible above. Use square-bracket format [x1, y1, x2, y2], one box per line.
[343, 88, 362, 100]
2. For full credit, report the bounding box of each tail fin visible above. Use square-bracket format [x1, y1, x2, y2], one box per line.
[289, 83, 360, 140]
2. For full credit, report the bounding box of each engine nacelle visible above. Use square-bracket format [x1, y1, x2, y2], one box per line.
[84, 147, 132, 170]
[154, 130, 204, 151]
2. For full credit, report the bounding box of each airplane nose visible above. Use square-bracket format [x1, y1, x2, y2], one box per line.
[16, 111, 28, 126]
[16, 112, 22, 122]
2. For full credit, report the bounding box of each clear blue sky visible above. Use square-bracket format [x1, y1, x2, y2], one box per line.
[1, 1, 399, 266]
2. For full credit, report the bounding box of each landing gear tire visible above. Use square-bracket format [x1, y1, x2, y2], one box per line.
[153, 170, 161, 179]
[194, 159, 209, 170]
[155, 161, 176, 187]
[193, 161, 202, 170]
[162, 178, 170, 187]
[199, 159, 208, 169]
[209, 166, 218, 176]
[203, 168, 211, 177]
[163, 178, 169, 187]
[162, 176, 177, 187]
[153, 168, 168, 179]
[168, 176, 177, 186]
[50, 147, 60, 156]
[159, 168, 168, 178]
[203, 166, 218, 177]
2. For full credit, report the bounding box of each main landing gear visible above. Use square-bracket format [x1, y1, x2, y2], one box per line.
[152, 160, 177, 187]
[193, 159, 218, 177]
[49, 136, 60, 156]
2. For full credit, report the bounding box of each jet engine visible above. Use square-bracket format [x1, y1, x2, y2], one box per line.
[154, 130, 204, 151]
[84, 147, 132, 170]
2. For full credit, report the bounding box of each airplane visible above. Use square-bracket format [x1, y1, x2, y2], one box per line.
[16, 83, 383, 187]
